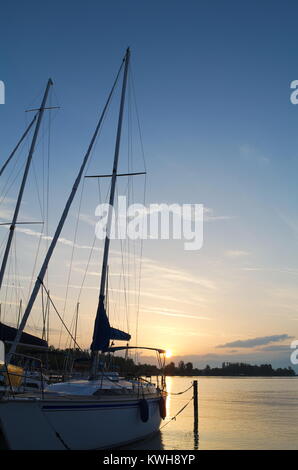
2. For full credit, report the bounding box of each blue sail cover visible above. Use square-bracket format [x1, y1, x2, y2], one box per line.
[90, 295, 130, 352]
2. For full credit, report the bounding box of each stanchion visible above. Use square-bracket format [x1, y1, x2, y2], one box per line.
[193, 380, 199, 449]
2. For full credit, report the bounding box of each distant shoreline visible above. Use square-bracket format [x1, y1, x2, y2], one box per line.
[166, 374, 298, 378]
[164, 361, 296, 377]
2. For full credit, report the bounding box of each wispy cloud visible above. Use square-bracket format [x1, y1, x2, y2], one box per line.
[203, 207, 233, 222]
[239, 144, 270, 165]
[217, 334, 293, 349]
[242, 266, 298, 276]
[141, 306, 211, 321]
[5, 226, 101, 252]
[258, 345, 292, 352]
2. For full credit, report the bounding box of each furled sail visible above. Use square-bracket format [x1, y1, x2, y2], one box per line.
[90, 295, 130, 352]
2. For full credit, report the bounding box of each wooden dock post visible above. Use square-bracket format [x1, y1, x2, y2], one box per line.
[193, 380, 199, 449]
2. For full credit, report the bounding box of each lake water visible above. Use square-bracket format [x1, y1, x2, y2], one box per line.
[124, 376, 298, 450]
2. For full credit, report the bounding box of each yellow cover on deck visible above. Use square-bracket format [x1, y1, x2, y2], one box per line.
[0, 364, 23, 388]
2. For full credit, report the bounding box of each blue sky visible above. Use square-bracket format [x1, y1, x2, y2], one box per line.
[1, 0, 298, 369]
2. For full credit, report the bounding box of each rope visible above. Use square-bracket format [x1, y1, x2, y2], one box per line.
[165, 383, 193, 396]
[160, 396, 194, 430]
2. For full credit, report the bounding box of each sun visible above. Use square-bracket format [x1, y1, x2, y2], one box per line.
[165, 350, 172, 358]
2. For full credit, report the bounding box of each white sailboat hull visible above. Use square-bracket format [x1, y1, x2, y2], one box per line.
[0, 395, 163, 449]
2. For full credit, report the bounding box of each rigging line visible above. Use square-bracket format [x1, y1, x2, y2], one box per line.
[127, 75, 138, 323]
[129, 62, 148, 355]
[75, 178, 111, 305]
[26, 224, 44, 332]
[13, 235, 18, 324]
[31, 158, 45, 220]
[97, 176, 102, 204]
[39, 281, 84, 352]
[0, 158, 27, 207]
[32, 103, 55, 222]
[25, 84, 48, 111]
[0, 114, 37, 178]
[1, 246, 13, 323]
[59, 75, 115, 346]
[127, 77, 133, 335]
[41, 282, 46, 340]
[42, 113, 45, 220]
[116, 184, 130, 334]
[45, 100, 52, 290]
[76, 233, 97, 303]
[13, 234, 23, 323]
[135, 172, 147, 354]
[129, 62, 147, 172]
[0, 113, 41, 202]
[0, 79, 53, 296]
[64, 308, 76, 352]
[7, 56, 125, 364]
[0, 234, 8, 258]
[58, 177, 86, 348]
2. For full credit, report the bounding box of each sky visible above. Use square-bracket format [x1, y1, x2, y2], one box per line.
[1, 0, 298, 370]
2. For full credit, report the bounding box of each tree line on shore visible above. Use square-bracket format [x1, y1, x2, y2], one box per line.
[22, 347, 296, 377]
[164, 360, 296, 377]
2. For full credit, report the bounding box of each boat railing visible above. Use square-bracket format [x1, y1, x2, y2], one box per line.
[1, 352, 46, 399]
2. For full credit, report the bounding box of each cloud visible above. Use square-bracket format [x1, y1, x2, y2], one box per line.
[216, 334, 293, 349]
[203, 207, 233, 222]
[141, 306, 211, 321]
[3, 225, 101, 252]
[258, 345, 292, 352]
[81, 204, 233, 227]
[239, 144, 270, 165]
[242, 266, 298, 275]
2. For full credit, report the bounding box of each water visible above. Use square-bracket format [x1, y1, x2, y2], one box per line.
[124, 376, 298, 450]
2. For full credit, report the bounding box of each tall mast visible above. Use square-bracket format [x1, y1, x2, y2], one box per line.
[100, 48, 130, 299]
[0, 79, 53, 291]
[90, 48, 130, 362]
[6, 58, 125, 364]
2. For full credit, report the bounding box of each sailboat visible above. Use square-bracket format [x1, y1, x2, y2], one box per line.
[0, 49, 167, 450]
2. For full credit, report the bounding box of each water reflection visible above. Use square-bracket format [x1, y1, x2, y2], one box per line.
[119, 431, 164, 450]
[123, 376, 298, 450]
[123, 376, 199, 450]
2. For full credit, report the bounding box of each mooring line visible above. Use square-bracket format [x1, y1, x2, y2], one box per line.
[160, 396, 194, 430]
[165, 383, 193, 396]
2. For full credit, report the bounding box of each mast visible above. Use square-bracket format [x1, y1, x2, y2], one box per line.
[17, 299, 22, 328]
[6, 57, 125, 364]
[0, 114, 37, 177]
[99, 48, 130, 300]
[90, 48, 130, 368]
[0, 79, 53, 291]
[74, 302, 79, 348]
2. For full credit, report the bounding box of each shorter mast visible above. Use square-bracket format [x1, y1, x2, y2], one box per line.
[0, 114, 38, 177]
[0, 78, 53, 292]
